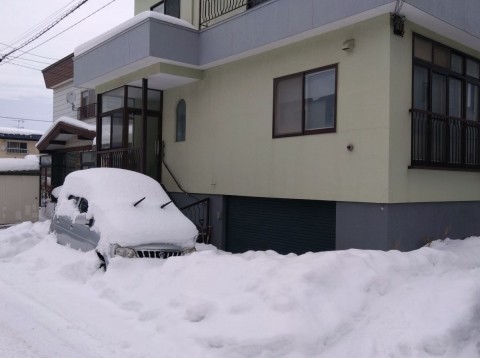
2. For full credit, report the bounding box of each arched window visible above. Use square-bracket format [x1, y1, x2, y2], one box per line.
[176, 99, 186, 142]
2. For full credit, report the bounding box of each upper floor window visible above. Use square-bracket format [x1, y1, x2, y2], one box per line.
[79, 89, 96, 120]
[410, 35, 480, 169]
[246, 0, 270, 9]
[273, 64, 337, 138]
[151, 0, 180, 18]
[176, 99, 186, 142]
[81, 89, 95, 107]
[413, 34, 480, 121]
[6, 142, 27, 154]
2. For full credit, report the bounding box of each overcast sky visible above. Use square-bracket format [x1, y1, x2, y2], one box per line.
[0, 0, 135, 132]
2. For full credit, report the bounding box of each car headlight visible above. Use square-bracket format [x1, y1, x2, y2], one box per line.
[114, 246, 137, 258]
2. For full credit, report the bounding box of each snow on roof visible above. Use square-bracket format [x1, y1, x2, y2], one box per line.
[74, 11, 196, 57]
[0, 127, 43, 136]
[36, 116, 96, 149]
[0, 155, 39, 172]
[55, 168, 197, 248]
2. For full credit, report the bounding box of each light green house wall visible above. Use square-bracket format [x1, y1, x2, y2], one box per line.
[388, 22, 480, 203]
[162, 15, 392, 203]
[129, 5, 480, 204]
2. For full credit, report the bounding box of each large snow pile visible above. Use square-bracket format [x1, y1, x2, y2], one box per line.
[55, 168, 197, 249]
[0, 222, 479, 358]
[0, 154, 39, 172]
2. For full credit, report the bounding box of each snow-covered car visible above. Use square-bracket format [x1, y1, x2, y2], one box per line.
[50, 168, 197, 265]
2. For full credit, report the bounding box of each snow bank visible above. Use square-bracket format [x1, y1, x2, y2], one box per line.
[0, 155, 39, 172]
[0, 221, 49, 258]
[55, 168, 197, 248]
[0, 224, 479, 358]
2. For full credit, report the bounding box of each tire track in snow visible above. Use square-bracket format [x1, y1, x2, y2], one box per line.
[0, 279, 108, 358]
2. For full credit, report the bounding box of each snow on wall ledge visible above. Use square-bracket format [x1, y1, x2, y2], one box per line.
[0, 155, 39, 172]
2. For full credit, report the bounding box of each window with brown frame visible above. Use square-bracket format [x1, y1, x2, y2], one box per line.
[79, 89, 96, 120]
[247, 0, 271, 10]
[411, 34, 480, 169]
[150, 0, 180, 18]
[412, 34, 480, 120]
[273, 65, 337, 138]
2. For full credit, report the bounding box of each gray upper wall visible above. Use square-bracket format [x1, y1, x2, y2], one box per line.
[408, 0, 480, 37]
[199, 0, 394, 65]
[74, 0, 480, 87]
[74, 18, 199, 88]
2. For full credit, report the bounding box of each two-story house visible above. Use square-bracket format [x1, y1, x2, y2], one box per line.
[39, 54, 96, 189]
[68, 0, 480, 253]
[0, 127, 42, 158]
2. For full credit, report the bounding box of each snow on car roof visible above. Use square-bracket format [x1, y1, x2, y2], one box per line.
[55, 168, 197, 249]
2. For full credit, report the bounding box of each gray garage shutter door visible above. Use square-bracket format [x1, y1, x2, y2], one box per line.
[226, 196, 335, 254]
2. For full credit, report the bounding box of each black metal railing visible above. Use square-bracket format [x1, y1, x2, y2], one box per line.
[77, 103, 97, 120]
[97, 147, 142, 172]
[199, 0, 268, 28]
[410, 109, 480, 170]
[180, 198, 211, 244]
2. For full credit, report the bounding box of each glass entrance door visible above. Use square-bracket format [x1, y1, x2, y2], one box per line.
[98, 86, 162, 181]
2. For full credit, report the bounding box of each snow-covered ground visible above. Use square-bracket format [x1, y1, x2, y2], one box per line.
[0, 221, 479, 358]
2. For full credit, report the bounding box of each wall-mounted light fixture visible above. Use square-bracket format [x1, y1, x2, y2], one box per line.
[342, 39, 355, 51]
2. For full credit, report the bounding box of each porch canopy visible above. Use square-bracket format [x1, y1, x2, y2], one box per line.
[36, 117, 96, 153]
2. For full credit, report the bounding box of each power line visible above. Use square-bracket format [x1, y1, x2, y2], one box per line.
[0, 42, 59, 61]
[4, 61, 73, 86]
[4, 57, 74, 85]
[0, 115, 52, 123]
[3, 0, 78, 50]
[5, 56, 52, 65]
[0, 0, 122, 96]
[2, 0, 118, 67]
[2, 62, 44, 71]
[3, 62, 75, 88]
[0, 0, 88, 63]
[5, 62, 72, 86]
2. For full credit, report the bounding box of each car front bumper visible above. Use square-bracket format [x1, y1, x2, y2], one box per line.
[112, 244, 195, 259]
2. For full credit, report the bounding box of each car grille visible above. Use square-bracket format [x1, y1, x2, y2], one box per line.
[136, 250, 183, 259]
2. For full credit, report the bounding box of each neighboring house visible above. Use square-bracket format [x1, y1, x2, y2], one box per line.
[68, 0, 480, 253]
[0, 127, 42, 158]
[39, 54, 96, 189]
